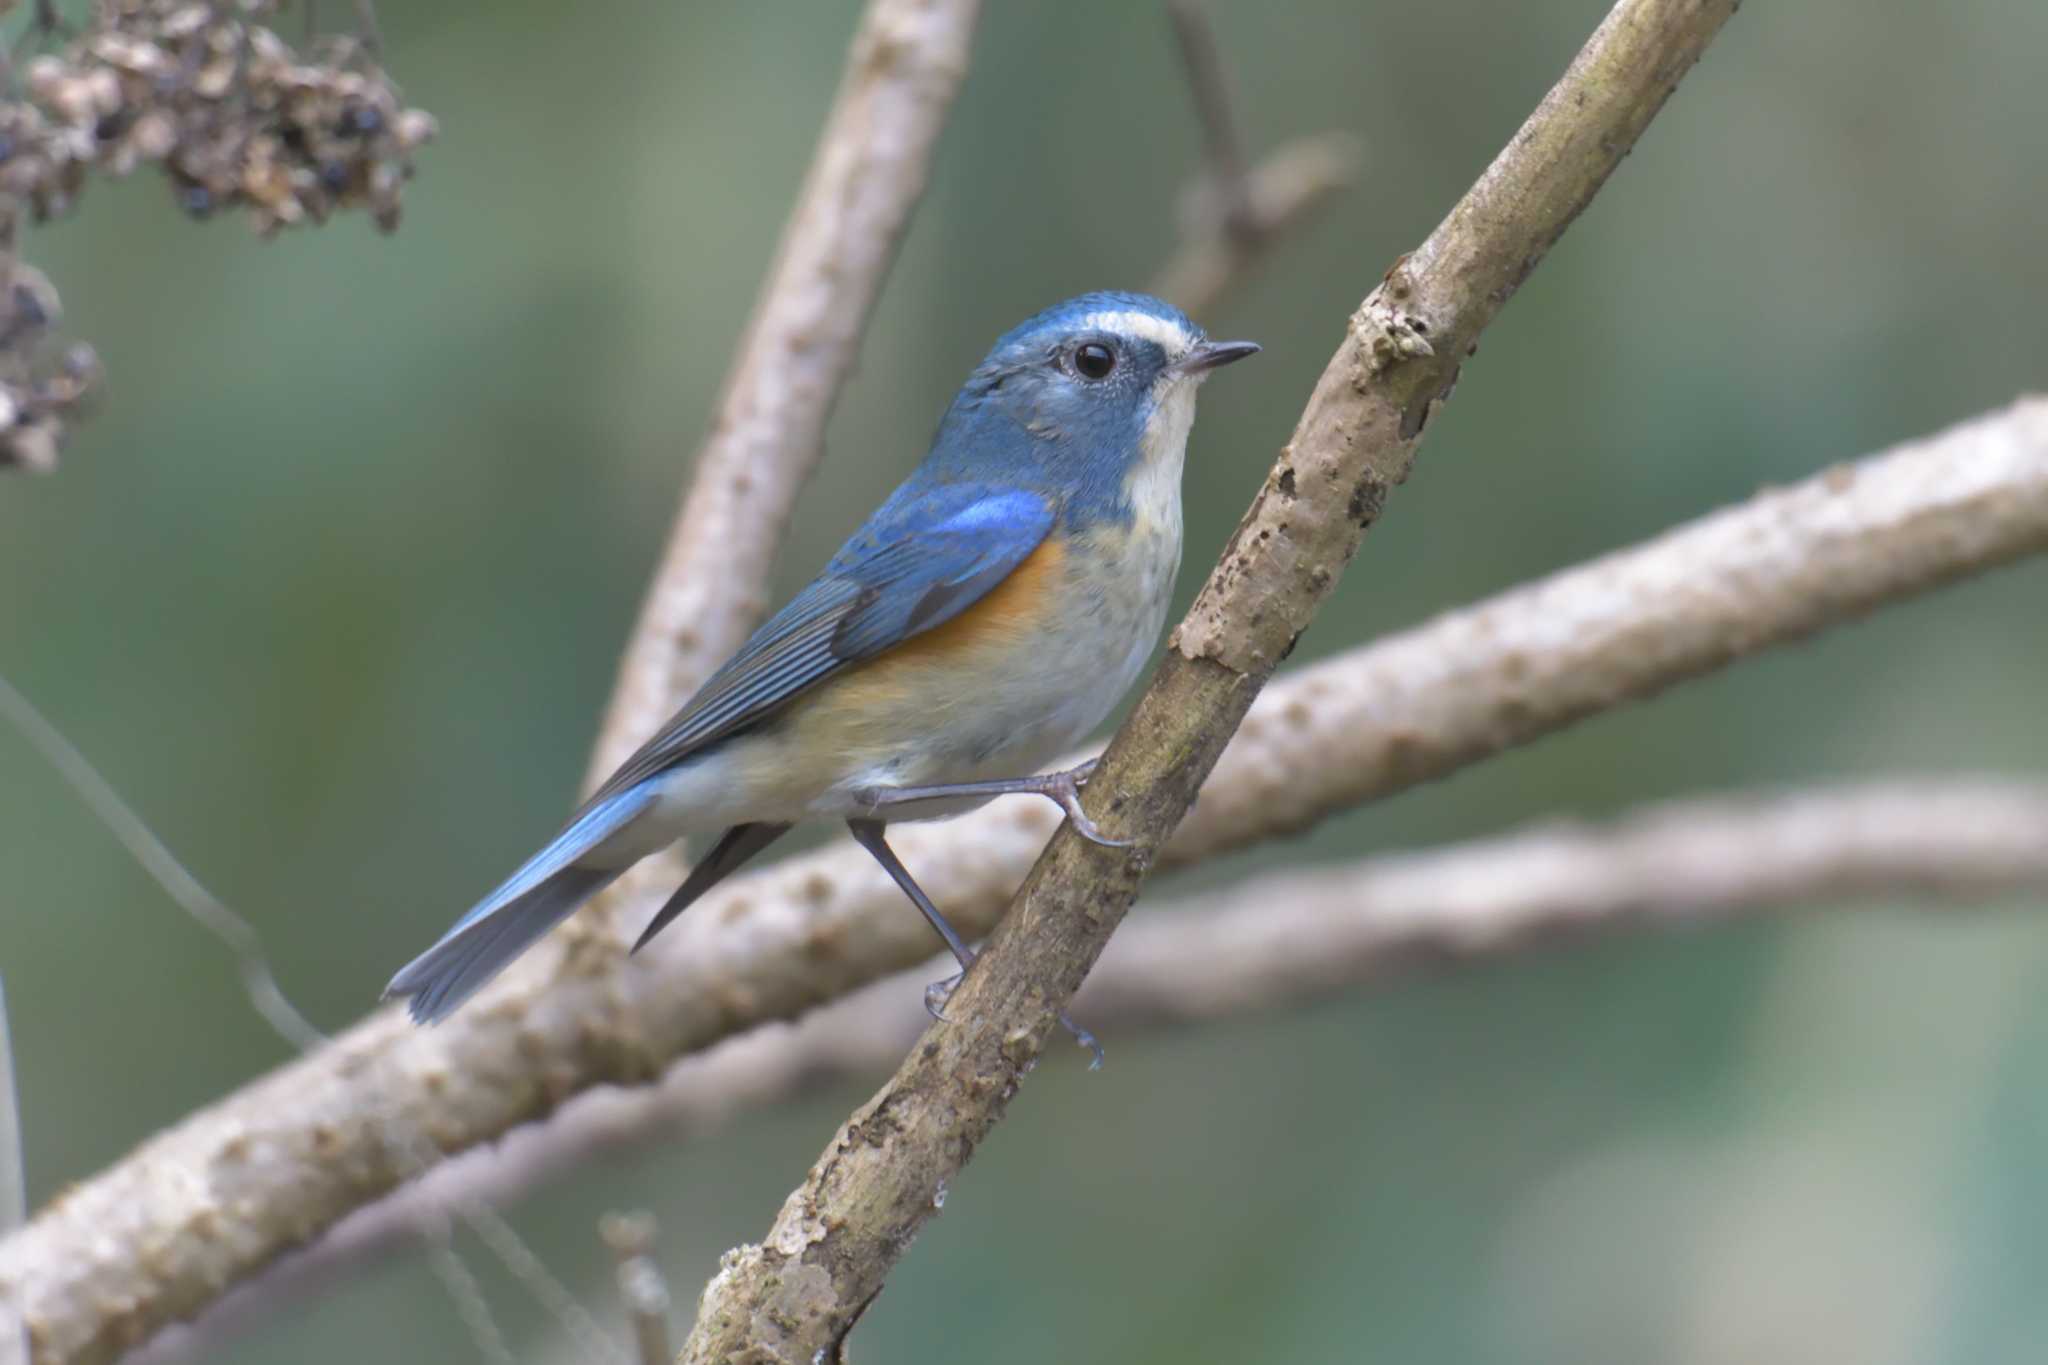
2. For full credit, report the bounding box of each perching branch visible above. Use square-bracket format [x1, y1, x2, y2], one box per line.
[9, 376, 2046, 1361]
[141, 775, 2048, 1363]
[679, 0, 1744, 1356]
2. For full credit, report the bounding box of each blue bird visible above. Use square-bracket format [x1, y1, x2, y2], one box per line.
[386, 292, 1258, 1046]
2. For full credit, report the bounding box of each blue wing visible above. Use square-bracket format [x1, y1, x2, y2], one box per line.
[387, 482, 1054, 1024]
[590, 483, 1057, 801]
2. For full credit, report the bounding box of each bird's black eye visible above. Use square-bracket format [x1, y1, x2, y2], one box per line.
[1073, 341, 1116, 380]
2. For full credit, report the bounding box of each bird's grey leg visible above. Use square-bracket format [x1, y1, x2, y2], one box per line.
[846, 818, 1104, 1070]
[851, 758, 1131, 848]
[847, 818, 976, 972]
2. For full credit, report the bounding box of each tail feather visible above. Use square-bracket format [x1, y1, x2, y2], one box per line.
[386, 781, 659, 1024]
[388, 865, 621, 1023]
[632, 822, 792, 953]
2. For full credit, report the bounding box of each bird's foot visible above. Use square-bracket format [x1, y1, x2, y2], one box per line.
[849, 759, 1132, 848]
[924, 969, 1103, 1069]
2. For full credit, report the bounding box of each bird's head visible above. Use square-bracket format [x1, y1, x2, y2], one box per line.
[930, 291, 1259, 519]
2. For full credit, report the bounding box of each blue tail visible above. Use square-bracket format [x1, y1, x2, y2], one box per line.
[385, 782, 659, 1024]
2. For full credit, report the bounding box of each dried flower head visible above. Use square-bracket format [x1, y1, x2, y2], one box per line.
[5, 1, 435, 233]
[0, 0, 434, 470]
[0, 247, 100, 472]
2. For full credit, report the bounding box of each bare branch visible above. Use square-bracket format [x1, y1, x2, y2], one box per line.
[599, 1213, 672, 1365]
[1092, 779, 2048, 1018]
[1150, 131, 1357, 320]
[679, 1, 1746, 1356]
[9, 372, 2045, 1361]
[1164, 0, 1255, 235]
[0, 977, 23, 1365]
[145, 775, 2048, 1365]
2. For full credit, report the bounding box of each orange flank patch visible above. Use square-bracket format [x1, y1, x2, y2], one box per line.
[779, 535, 1068, 752]
[756, 534, 1074, 785]
[873, 534, 1066, 669]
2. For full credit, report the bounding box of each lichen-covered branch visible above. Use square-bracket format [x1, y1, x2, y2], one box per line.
[9, 379, 2045, 1362]
[141, 775, 2048, 1365]
[679, 1, 1745, 1356]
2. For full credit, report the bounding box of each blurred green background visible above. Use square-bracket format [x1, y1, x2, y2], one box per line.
[4, 1, 2047, 1361]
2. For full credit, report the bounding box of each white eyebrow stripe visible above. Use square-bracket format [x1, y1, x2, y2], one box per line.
[1075, 310, 1195, 356]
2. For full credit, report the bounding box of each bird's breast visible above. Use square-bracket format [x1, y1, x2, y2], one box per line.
[719, 518, 1177, 816]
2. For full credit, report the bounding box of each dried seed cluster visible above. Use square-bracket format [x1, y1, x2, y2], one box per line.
[0, 0, 434, 471]
[0, 250, 98, 471]
[6, 0, 435, 232]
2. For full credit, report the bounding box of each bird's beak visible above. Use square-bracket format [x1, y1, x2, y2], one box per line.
[1174, 339, 1262, 375]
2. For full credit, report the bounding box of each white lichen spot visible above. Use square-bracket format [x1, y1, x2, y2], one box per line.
[1356, 296, 1436, 375]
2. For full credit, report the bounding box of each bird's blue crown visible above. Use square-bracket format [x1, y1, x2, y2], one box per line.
[917, 291, 1209, 524]
[984, 291, 1202, 358]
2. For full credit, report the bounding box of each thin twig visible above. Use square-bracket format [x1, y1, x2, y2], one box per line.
[0, 675, 628, 1365]
[0, 979, 24, 1239]
[1150, 131, 1357, 319]
[600, 1213, 673, 1365]
[1151, 0, 1357, 319]
[678, 2, 1748, 1356]
[0, 976, 23, 1365]
[0, 676, 324, 1054]
[1165, 0, 1255, 239]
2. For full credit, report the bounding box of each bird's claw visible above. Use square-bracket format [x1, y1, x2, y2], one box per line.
[924, 971, 963, 1021]
[1064, 1012, 1105, 1070]
[1048, 763, 1132, 848]
[924, 971, 1102, 1069]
